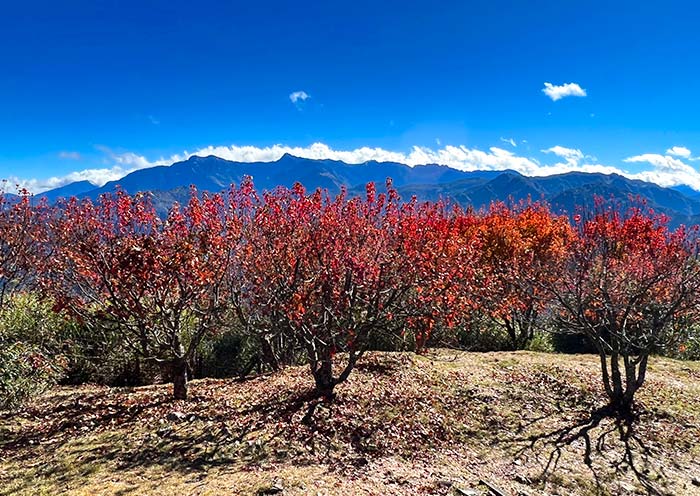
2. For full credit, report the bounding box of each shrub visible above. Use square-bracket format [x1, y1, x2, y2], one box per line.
[48, 191, 231, 400]
[455, 315, 512, 352]
[60, 320, 157, 387]
[550, 331, 597, 354]
[196, 328, 263, 379]
[0, 293, 74, 409]
[552, 204, 700, 413]
[527, 331, 555, 353]
[669, 324, 700, 361]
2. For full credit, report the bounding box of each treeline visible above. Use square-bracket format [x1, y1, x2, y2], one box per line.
[1, 179, 699, 414]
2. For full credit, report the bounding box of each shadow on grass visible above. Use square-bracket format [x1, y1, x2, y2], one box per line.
[99, 391, 364, 481]
[1, 384, 353, 481]
[509, 406, 668, 495]
[0, 386, 349, 496]
[0, 393, 169, 455]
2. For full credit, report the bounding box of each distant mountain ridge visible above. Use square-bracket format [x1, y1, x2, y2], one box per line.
[79, 153, 477, 198]
[34, 154, 700, 227]
[35, 180, 97, 202]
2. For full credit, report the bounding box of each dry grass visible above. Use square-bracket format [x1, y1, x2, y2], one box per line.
[1, 350, 699, 495]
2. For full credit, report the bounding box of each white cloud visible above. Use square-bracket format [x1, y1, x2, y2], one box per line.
[183, 143, 634, 180]
[542, 82, 587, 101]
[6, 168, 118, 193]
[542, 145, 584, 167]
[7, 147, 179, 193]
[666, 146, 691, 158]
[3, 143, 558, 193]
[11, 142, 700, 194]
[542, 145, 583, 160]
[185, 143, 550, 175]
[624, 152, 700, 190]
[289, 91, 310, 104]
[58, 151, 81, 160]
[500, 137, 517, 147]
[536, 145, 620, 176]
[625, 153, 689, 172]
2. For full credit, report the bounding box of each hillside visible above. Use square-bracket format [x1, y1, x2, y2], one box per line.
[1, 350, 698, 495]
[34, 181, 97, 203]
[34, 155, 700, 226]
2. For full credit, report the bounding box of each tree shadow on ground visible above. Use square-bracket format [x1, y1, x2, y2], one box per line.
[508, 405, 668, 495]
[1, 384, 355, 496]
[353, 359, 402, 376]
[0, 393, 169, 456]
[105, 385, 385, 475]
[2, 386, 292, 455]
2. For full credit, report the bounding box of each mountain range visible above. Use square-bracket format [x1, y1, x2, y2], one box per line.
[28, 154, 700, 226]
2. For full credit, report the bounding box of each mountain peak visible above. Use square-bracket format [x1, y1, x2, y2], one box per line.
[32, 154, 700, 228]
[186, 154, 223, 164]
[36, 180, 99, 201]
[278, 153, 313, 164]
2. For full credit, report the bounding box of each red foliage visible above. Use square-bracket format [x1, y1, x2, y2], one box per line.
[45, 189, 230, 399]
[238, 181, 416, 397]
[396, 200, 482, 350]
[553, 199, 700, 411]
[476, 200, 573, 349]
[5, 181, 697, 408]
[0, 189, 48, 309]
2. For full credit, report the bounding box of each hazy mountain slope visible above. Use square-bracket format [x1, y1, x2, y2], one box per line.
[35, 180, 97, 203]
[80, 154, 473, 200]
[35, 154, 700, 226]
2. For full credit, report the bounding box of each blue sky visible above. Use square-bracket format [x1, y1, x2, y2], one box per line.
[2, 0, 700, 191]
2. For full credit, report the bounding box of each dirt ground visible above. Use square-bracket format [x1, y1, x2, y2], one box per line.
[1, 350, 699, 495]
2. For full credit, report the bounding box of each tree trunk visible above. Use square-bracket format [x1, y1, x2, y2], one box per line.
[600, 351, 649, 415]
[171, 356, 188, 400]
[503, 318, 519, 351]
[312, 356, 336, 400]
[504, 312, 535, 351]
[597, 350, 614, 399]
[620, 353, 648, 413]
[260, 335, 280, 371]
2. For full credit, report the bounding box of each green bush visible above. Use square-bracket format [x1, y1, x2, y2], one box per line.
[366, 327, 416, 352]
[669, 326, 700, 361]
[0, 293, 74, 409]
[454, 316, 512, 352]
[62, 324, 157, 387]
[0, 341, 66, 410]
[196, 327, 265, 378]
[527, 331, 555, 353]
[550, 331, 597, 354]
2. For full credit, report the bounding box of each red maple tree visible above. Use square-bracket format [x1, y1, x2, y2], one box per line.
[477, 201, 573, 349]
[0, 189, 48, 310]
[552, 200, 700, 413]
[239, 181, 416, 398]
[47, 189, 230, 399]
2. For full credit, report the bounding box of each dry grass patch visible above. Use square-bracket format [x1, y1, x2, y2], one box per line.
[1, 350, 699, 495]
